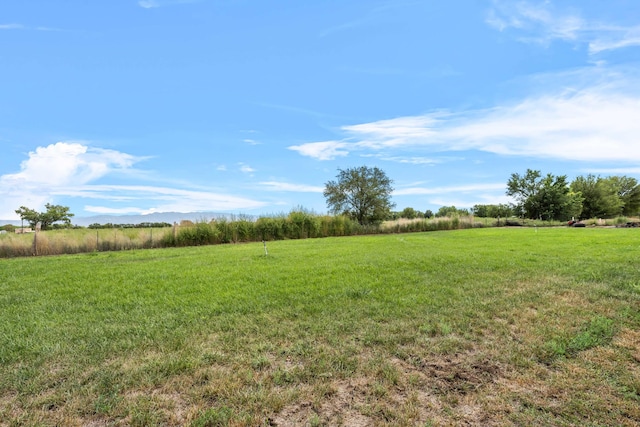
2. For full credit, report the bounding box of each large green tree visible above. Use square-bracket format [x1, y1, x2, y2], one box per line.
[15, 204, 74, 230]
[569, 175, 640, 218]
[507, 169, 582, 221]
[570, 175, 622, 219]
[324, 166, 395, 225]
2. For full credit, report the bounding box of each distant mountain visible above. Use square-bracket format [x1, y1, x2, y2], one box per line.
[1, 212, 253, 228]
[72, 212, 249, 227]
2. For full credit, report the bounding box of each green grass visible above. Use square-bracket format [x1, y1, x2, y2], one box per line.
[1, 228, 639, 426]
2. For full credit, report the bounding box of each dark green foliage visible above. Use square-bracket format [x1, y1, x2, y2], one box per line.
[0, 224, 16, 232]
[507, 169, 582, 221]
[570, 174, 622, 218]
[324, 166, 395, 225]
[15, 204, 74, 230]
[571, 175, 640, 218]
[399, 207, 420, 219]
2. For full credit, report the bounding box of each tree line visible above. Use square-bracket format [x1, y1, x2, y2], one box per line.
[9, 167, 640, 234]
[505, 169, 640, 221]
[396, 170, 640, 222]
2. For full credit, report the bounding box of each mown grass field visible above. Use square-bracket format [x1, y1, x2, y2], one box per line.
[1, 228, 639, 426]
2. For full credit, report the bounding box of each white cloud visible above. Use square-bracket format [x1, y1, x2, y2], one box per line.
[2, 142, 138, 187]
[584, 167, 640, 175]
[0, 142, 143, 219]
[380, 156, 443, 165]
[288, 141, 350, 161]
[291, 67, 640, 164]
[588, 25, 640, 54]
[0, 141, 267, 219]
[239, 164, 255, 173]
[487, 1, 583, 43]
[259, 181, 324, 193]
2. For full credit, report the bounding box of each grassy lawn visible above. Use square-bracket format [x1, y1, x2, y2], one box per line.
[1, 228, 639, 426]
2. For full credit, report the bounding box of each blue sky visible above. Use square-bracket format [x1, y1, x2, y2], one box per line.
[2, 0, 640, 220]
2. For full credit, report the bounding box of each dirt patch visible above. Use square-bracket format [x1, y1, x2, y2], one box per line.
[270, 351, 505, 426]
[417, 356, 501, 395]
[269, 379, 371, 427]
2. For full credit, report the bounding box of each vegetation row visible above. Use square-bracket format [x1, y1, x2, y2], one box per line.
[0, 212, 487, 258]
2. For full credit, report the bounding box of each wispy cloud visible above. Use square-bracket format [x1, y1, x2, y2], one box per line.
[583, 167, 640, 175]
[0, 23, 62, 31]
[238, 163, 255, 174]
[290, 67, 640, 163]
[288, 141, 350, 161]
[486, 1, 583, 42]
[259, 182, 324, 193]
[79, 185, 266, 214]
[138, 0, 160, 8]
[138, 0, 199, 9]
[318, 1, 421, 38]
[486, 0, 640, 55]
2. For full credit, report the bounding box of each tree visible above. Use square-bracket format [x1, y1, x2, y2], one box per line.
[15, 204, 74, 230]
[507, 169, 581, 221]
[400, 207, 419, 219]
[323, 166, 395, 225]
[423, 209, 434, 219]
[472, 204, 514, 218]
[435, 205, 469, 217]
[14, 206, 40, 228]
[570, 175, 621, 219]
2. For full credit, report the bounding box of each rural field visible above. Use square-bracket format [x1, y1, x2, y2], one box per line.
[1, 227, 639, 426]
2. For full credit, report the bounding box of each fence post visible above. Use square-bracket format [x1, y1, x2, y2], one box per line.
[32, 221, 41, 256]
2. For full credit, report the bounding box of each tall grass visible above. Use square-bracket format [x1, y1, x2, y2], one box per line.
[2, 212, 635, 258]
